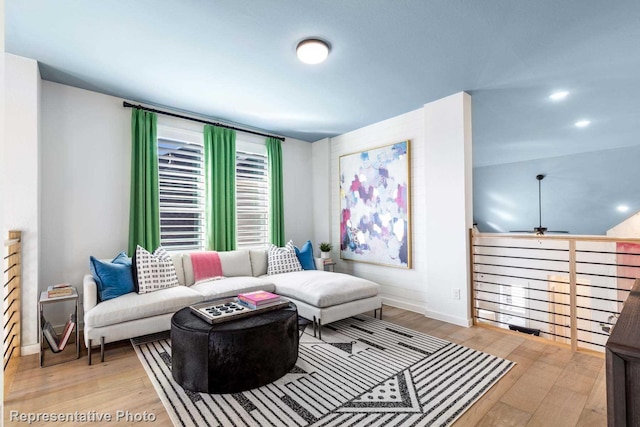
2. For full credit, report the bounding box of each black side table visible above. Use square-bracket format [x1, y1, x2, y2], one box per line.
[171, 301, 299, 394]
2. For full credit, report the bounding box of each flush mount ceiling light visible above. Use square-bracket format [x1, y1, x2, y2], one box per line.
[549, 91, 569, 101]
[296, 39, 330, 64]
[575, 119, 591, 128]
[617, 205, 630, 213]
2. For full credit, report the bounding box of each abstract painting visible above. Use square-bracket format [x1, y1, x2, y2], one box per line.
[339, 140, 411, 268]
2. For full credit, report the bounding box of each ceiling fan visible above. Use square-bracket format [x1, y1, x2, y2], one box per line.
[510, 174, 569, 235]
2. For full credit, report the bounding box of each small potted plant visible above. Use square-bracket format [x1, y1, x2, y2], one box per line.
[319, 242, 332, 259]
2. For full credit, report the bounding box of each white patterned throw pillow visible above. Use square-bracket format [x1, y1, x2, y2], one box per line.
[267, 240, 303, 275]
[134, 245, 180, 294]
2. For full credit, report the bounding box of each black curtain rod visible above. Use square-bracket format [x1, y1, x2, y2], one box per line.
[122, 101, 285, 142]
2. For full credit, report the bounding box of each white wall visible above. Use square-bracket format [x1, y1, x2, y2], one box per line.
[330, 108, 429, 314]
[40, 81, 131, 331]
[326, 92, 473, 326]
[5, 54, 41, 352]
[39, 81, 314, 327]
[312, 138, 331, 250]
[281, 137, 314, 246]
[607, 211, 640, 237]
[423, 92, 473, 326]
[1, 0, 6, 412]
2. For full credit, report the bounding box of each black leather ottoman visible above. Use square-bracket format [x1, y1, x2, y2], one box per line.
[171, 302, 299, 394]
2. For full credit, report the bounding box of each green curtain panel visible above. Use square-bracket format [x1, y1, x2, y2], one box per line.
[204, 125, 237, 251]
[266, 137, 285, 246]
[128, 109, 160, 255]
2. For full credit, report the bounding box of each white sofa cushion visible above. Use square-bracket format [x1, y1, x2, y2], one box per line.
[84, 285, 203, 328]
[190, 276, 275, 300]
[219, 250, 253, 277]
[172, 252, 186, 286]
[249, 249, 268, 277]
[182, 250, 253, 285]
[267, 270, 380, 308]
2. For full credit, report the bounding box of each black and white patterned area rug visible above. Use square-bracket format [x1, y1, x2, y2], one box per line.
[132, 315, 514, 427]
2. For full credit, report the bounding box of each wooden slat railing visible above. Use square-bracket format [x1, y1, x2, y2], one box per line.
[4, 230, 21, 394]
[471, 231, 640, 353]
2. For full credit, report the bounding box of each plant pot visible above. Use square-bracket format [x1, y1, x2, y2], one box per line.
[321, 251, 330, 259]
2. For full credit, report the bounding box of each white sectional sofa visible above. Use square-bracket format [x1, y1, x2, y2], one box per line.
[83, 249, 381, 363]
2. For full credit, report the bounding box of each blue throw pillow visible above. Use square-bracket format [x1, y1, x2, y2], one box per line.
[295, 240, 316, 270]
[89, 251, 134, 301]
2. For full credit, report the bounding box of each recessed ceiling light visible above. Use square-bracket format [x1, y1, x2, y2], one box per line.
[575, 120, 591, 128]
[296, 39, 330, 64]
[617, 205, 630, 213]
[549, 91, 569, 101]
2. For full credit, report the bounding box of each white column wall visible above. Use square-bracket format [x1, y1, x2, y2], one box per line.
[1, 0, 7, 411]
[424, 92, 473, 325]
[4, 54, 41, 352]
[312, 138, 331, 252]
[326, 92, 472, 326]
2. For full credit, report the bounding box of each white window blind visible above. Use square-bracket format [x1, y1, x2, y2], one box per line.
[236, 150, 269, 249]
[158, 133, 205, 251]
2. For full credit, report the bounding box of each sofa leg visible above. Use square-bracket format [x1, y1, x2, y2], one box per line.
[318, 318, 322, 340]
[88, 339, 92, 365]
[313, 316, 317, 338]
[100, 337, 105, 363]
[374, 305, 383, 320]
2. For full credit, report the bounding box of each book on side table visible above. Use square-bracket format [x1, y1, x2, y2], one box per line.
[47, 283, 73, 298]
[58, 313, 77, 350]
[41, 313, 77, 353]
[42, 320, 60, 353]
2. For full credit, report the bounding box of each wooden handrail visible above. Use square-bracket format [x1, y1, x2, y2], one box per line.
[474, 231, 640, 243]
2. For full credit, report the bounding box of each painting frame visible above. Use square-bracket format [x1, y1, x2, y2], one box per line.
[339, 140, 411, 268]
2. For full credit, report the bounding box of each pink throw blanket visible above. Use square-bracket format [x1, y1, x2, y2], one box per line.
[191, 251, 223, 283]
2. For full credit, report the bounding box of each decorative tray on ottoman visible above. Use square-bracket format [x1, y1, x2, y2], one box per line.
[189, 296, 289, 324]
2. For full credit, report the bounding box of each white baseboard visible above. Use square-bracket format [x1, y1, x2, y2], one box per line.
[381, 298, 472, 328]
[381, 297, 426, 315]
[21, 343, 40, 356]
[424, 309, 472, 328]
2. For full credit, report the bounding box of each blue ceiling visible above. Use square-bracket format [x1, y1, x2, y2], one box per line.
[6, 1, 640, 235]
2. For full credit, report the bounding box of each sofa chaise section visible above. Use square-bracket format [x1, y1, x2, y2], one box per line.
[266, 269, 381, 339]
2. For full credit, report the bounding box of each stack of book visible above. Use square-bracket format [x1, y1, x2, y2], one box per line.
[42, 313, 76, 353]
[47, 284, 73, 298]
[237, 290, 281, 309]
[322, 258, 334, 265]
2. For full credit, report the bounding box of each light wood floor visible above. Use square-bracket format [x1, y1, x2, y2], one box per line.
[4, 306, 606, 426]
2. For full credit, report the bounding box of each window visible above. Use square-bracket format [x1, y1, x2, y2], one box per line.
[156, 125, 270, 251]
[498, 284, 528, 328]
[157, 126, 205, 251]
[236, 150, 269, 248]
